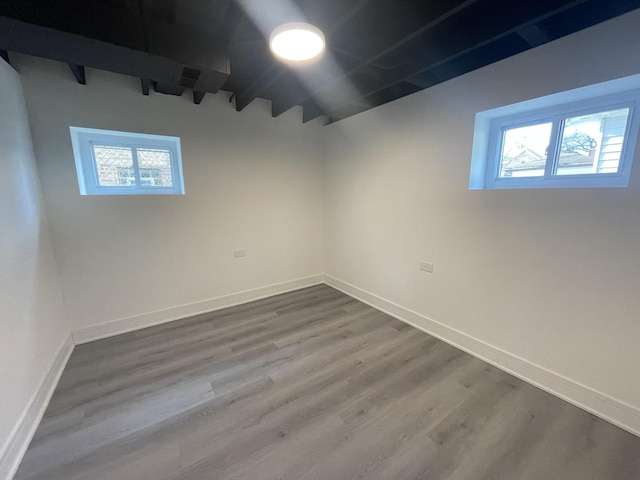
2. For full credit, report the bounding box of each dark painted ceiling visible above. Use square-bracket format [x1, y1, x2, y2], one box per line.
[1, 0, 639, 123]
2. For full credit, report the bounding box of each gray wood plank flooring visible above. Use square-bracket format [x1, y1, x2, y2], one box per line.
[15, 285, 640, 479]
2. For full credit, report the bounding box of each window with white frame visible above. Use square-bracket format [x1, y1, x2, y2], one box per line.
[70, 127, 185, 195]
[469, 76, 640, 190]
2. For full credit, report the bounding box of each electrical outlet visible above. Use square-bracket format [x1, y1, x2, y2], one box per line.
[419, 262, 433, 273]
[233, 249, 246, 258]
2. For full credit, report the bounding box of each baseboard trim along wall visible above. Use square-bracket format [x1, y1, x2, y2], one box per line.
[0, 335, 74, 480]
[72, 274, 324, 344]
[323, 274, 640, 438]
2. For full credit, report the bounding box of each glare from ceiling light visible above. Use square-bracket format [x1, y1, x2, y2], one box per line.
[270, 23, 325, 62]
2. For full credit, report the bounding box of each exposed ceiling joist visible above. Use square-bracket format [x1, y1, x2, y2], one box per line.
[235, 66, 283, 112]
[516, 24, 552, 47]
[154, 81, 184, 96]
[146, 0, 178, 24]
[271, 96, 292, 118]
[67, 63, 86, 84]
[302, 102, 325, 124]
[220, 1, 247, 47]
[2, 0, 638, 123]
[0, 9, 230, 94]
[193, 90, 206, 104]
[273, 0, 481, 118]
[140, 78, 151, 96]
[405, 75, 433, 89]
[0, 17, 164, 80]
[234, 0, 374, 113]
[321, 0, 593, 122]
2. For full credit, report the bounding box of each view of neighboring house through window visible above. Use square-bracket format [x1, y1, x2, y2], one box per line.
[499, 122, 552, 178]
[557, 109, 628, 175]
[498, 108, 630, 178]
[469, 76, 640, 190]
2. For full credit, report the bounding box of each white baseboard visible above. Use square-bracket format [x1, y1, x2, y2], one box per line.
[323, 274, 640, 438]
[72, 275, 324, 344]
[0, 335, 74, 480]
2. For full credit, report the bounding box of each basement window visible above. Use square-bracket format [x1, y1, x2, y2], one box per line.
[469, 76, 640, 189]
[70, 127, 184, 195]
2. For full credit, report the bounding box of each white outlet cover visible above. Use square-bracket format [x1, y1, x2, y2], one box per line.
[233, 249, 246, 258]
[419, 262, 434, 273]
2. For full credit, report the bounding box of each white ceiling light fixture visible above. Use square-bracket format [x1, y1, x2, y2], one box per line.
[270, 22, 325, 63]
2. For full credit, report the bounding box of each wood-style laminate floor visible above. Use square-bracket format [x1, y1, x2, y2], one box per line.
[15, 285, 640, 480]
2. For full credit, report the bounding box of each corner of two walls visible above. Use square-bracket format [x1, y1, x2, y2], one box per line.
[2, 51, 327, 478]
[322, 10, 640, 436]
[16, 54, 326, 343]
[0, 60, 72, 480]
[8, 9, 640, 460]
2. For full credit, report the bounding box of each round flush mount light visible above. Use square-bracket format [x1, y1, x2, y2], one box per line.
[270, 22, 325, 62]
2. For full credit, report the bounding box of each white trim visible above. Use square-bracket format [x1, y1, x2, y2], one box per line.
[469, 76, 640, 190]
[0, 335, 74, 480]
[323, 274, 640, 438]
[7, 276, 638, 480]
[72, 275, 324, 344]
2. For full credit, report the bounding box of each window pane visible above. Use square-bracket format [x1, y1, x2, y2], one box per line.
[139, 168, 162, 186]
[499, 123, 552, 178]
[117, 167, 135, 185]
[136, 148, 174, 187]
[555, 108, 630, 176]
[92, 145, 134, 186]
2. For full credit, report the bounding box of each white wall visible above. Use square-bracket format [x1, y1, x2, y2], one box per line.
[8, 8, 640, 441]
[324, 11, 640, 415]
[0, 61, 69, 471]
[16, 55, 325, 334]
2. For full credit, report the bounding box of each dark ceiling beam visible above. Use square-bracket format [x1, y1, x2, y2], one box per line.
[221, 0, 246, 47]
[313, 0, 376, 37]
[320, 0, 592, 122]
[234, 0, 374, 113]
[235, 66, 279, 111]
[0, 49, 8, 64]
[145, 21, 229, 85]
[302, 102, 325, 124]
[145, 0, 177, 24]
[405, 75, 432, 89]
[68, 63, 86, 84]
[516, 24, 552, 47]
[0, 13, 230, 94]
[272, 0, 480, 118]
[271, 97, 293, 118]
[153, 81, 184, 96]
[140, 77, 151, 95]
[193, 90, 206, 104]
[0, 16, 177, 80]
